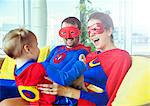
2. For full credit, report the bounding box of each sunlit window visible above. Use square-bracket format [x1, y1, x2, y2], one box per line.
[89, 0, 150, 55]
[46, 0, 79, 48]
[0, 0, 150, 56]
[0, 0, 23, 57]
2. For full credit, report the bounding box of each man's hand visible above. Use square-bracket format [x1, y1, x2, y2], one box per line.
[72, 76, 87, 91]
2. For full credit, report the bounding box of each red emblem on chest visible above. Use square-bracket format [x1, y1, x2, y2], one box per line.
[53, 53, 66, 64]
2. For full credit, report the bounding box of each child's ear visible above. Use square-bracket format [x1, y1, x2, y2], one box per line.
[23, 45, 30, 53]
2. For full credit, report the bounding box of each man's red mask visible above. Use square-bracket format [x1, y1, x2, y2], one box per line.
[88, 23, 104, 36]
[59, 26, 81, 38]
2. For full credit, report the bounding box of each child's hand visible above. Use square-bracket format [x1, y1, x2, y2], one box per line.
[79, 54, 86, 64]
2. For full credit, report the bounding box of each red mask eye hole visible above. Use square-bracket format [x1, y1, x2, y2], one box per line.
[61, 32, 66, 35]
[70, 31, 75, 34]
[93, 28, 97, 31]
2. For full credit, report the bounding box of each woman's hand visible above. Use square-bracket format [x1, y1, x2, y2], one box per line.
[37, 77, 80, 99]
[38, 82, 60, 95]
[38, 77, 67, 96]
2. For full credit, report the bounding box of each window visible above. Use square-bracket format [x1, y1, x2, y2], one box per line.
[0, 0, 149, 56]
[46, 0, 79, 49]
[131, 0, 150, 55]
[88, 0, 150, 55]
[0, 0, 23, 57]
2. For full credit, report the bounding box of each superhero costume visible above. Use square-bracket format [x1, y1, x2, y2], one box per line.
[45, 44, 90, 105]
[15, 58, 86, 106]
[78, 49, 131, 106]
[43, 26, 90, 105]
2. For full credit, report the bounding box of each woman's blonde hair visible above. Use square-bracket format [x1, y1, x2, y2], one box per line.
[3, 28, 36, 59]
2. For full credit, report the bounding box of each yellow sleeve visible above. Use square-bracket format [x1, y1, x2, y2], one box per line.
[18, 86, 39, 102]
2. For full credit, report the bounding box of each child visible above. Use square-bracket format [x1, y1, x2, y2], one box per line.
[2, 28, 87, 106]
[41, 17, 91, 105]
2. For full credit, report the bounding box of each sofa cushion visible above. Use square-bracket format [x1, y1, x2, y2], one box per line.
[112, 56, 150, 106]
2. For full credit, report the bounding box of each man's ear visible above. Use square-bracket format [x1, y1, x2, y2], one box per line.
[23, 45, 30, 53]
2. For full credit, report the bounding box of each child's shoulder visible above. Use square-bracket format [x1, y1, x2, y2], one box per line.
[32, 62, 45, 69]
[15, 62, 44, 76]
[24, 62, 44, 71]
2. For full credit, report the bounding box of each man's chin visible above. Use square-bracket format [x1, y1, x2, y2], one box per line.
[66, 44, 74, 48]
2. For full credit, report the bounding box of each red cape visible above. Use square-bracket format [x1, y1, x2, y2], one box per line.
[86, 49, 132, 106]
[98, 49, 132, 106]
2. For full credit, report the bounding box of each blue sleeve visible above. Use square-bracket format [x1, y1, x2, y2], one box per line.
[42, 61, 86, 86]
[80, 89, 108, 105]
[61, 49, 88, 72]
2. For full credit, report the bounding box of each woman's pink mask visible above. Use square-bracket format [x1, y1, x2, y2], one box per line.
[88, 23, 104, 36]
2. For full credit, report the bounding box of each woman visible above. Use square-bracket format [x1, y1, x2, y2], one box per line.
[38, 12, 132, 106]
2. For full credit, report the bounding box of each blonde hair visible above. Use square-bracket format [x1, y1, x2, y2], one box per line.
[3, 28, 36, 59]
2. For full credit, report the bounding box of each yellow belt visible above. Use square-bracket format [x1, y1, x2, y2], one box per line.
[87, 84, 104, 93]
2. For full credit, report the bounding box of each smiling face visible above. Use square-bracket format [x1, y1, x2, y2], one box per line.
[88, 19, 112, 51]
[61, 22, 79, 48]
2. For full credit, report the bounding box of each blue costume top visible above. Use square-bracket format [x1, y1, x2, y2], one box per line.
[44, 44, 90, 105]
[79, 53, 108, 105]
